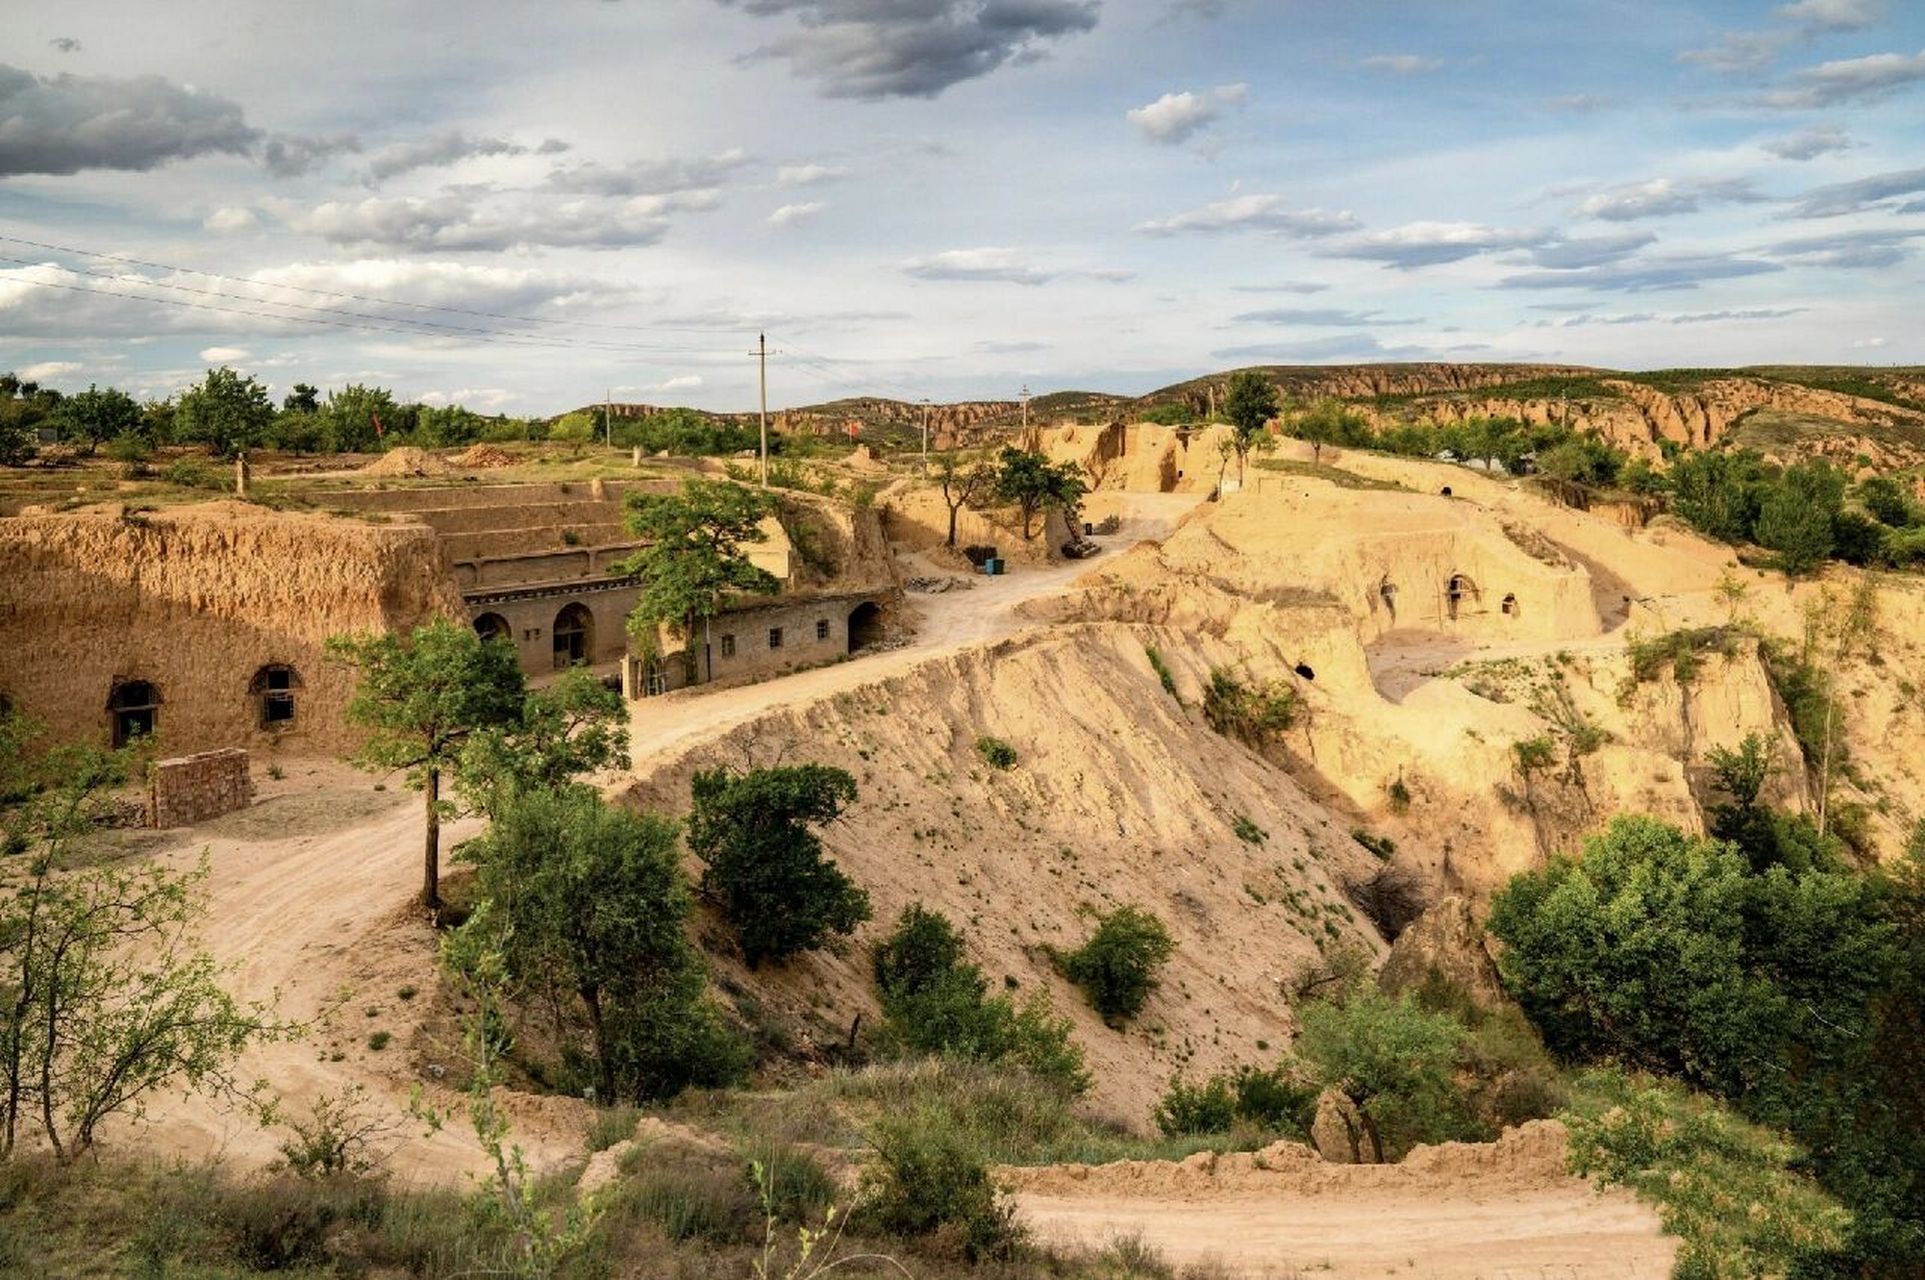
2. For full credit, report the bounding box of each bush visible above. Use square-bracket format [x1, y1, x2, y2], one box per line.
[975, 735, 1018, 770]
[688, 764, 871, 967]
[1058, 906, 1177, 1027]
[873, 905, 1090, 1093]
[1292, 988, 1473, 1162]
[859, 1110, 1022, 1260]
[1155, 1064, 1313, 1138]
[740, 1138, 838, 1225]
[1144, 645, 1179, 698]
[1202, 668, 1298, 745]
[162, 456, 224, 490]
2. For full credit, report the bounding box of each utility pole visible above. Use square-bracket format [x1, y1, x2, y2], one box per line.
[604, 388, 612, 450]
[1021, 384, 1030, 435]
[920, 397, 931, 474]
[755, 332, 769, 487]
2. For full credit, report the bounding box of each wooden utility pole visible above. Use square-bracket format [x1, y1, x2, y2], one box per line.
[755, 332, 769, 487]
[604, 388, 612, 450]
[920, 397, 931, 474]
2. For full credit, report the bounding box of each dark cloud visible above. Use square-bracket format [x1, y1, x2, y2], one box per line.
[716, 0, 1100, 99]
[1785, 165, 1925, 216]
[1680, 31, 1786, 74]
[1768, 227, 1924, 268]
[261, 132, 361, 178]
[0, 62, 259, 177]
[1527, 231, 1659, 269]
[1775, 0, 1884, 34]
[47, 37, 81, 53]
[366, 133, 542, 183]
[545, 149, 753, 195]
[1765, 48, 1925, 108]
[1230, 307, 1421, 327]
[1762, 126, 1857, 160]
[1496, 254, 1783, 293]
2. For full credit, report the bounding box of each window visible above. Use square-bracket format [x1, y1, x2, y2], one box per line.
[816, 618, 830, 641]
[768, 627, 784, 650]
[251, 664, 302, 729]
[644, 662, 668, 697]
[107, 680, 160, 748]
[474, 613, 510, 644]
[720, 633, 736, 658]
[553, 603, 593, 670]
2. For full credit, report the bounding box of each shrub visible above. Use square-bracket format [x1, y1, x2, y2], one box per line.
[1622, 626, 1739, 695]
[1351, 828, 1395, 860]
[1155, 1064, 1313, 1138]
[1292, 988, 1473, 1162]
[1512, 735, 1557, 775]
[739, 1138, 837, 1225]
[859, 1109, 1022, 1260]
[162, 456, 223, 490]
[1203, 669, 1298, 745]
[975, 735, 1018, 770]
[586, 1106, 640, 1154]
[1144, 645, 1179, 698]
[1058, 906, 1177, 1027]
[1231, 814, 1266, 845]
[1153, 1075, 1236, 1136]
[688, 764, 871, 967]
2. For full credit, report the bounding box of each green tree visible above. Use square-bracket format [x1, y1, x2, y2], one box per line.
[49, 384, 140, 455]
[327, 619, 527, 910]
[1, 727, 279, 1159]
[686, 765, 870, 967]
[1058, 905, 1176, 1027]
[459, 786, 744, 1103]
[282, 383, 320, 414]
[931, 451, 997, 548]
[547, 410, 597, 455]
[1858, 474, 1914, 528]
[616, 480, 779, 684]
[1756, 461, 1845, 576]
[174, 367, 274, 458]
[455, 668, 629, 821]
[993, 446, 1086, 540]
[1222, 370, 1280, 475]
[1670, 449, 1768, 545]
[322, 383, 399, 454]
[1293, 988, 1470, 1161]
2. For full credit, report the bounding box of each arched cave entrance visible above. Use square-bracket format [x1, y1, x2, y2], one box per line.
[553, 603, 593, 669]
[848, 601, 884, 653]
[107, 680, 161, 748]
[1445, 573, 1480, 622]
[1294, 663, 1316, 681]
[1440, 485, 1453, 497]
[474, 612, 511, 645]
[1501, 593, 1519, 618]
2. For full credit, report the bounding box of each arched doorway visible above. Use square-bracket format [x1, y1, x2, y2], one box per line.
[848, 601, 884, 653]
[1501, 593, 1519, 618]
[474, 612, 510, 644]
[1445, 573, 1479, 622]
[553, 603, 593, 669]
[107, 679, 161, 747]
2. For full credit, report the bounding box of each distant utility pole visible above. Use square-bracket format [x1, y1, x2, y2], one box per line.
[754, 332, 769, 487]
[920, 397, 931, 474]
[1020, 383, 1031, 447]
[604, 388, 612, 450]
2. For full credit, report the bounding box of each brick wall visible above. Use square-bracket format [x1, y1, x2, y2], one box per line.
[150, 748, 252, 828]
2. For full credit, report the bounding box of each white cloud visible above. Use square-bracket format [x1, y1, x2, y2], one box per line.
[17, 360, 82, 382]
[900, 248, 1130, 286]
[1125, 84, 1247, 145]
[776, 162, 845, 187]
[1134, 195, 1359, 237]
[272, 192, 703, 252]
[1766, 48, 1925, 108]
[1360, 54, 1442, 74]
[204, 206, 259, 233]
[1572, 177, 1765, 221]
[1762, 126, 1857, 160]
[768, 201, 826, 226]
[1680, 31, 1786, 74]
[199, 345, 251, 362]
[1323, 221, 1554, 268]
[1775, 0, 1884, 33]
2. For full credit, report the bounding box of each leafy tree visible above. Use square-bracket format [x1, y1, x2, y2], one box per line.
[48, 384, 140, 455]
[174, 367, 274, 458]
[322, 384, 399, 453]
[686, 765, 870, 967]
[1858, 474, 1914, 528]
[282, 383, 320, 414]
[459, 786, 745, 1103]
[1, 728, 280, 1159]
[992, 446, 1086, 541]
[616, 480, 780, 684]
[931, 452, 997, 548]
[1756, 461, 1844, 577]
[1058, 905, 1176, 1027]
[415, 403, 485, 447]
[326, 620, 527, 910]
[1293, 988, 1470, 1161]
[455, 668, 629, 821]
[1222, 371, 1280, 474]
[1670, 449, 1768, 545]
[872, 904, 1089, 1092]
[547, 410, 597, 455]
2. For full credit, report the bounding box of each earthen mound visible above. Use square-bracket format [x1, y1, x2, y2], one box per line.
[453, 444, 516, 469]
[361, 447, 450, 477]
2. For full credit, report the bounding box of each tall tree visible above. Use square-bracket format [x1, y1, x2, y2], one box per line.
[455, 668, 629, 821]
[993, 446, 1086, 541]
[1223, 370, 1281, 476]
[932, 451, 997, 548]
[282, 383, 320, 414]
[49, 384, 140, 455]
[687, 764, 870, 967]
[616, 480, 780, 684]
[322, 383, 399, 453]
[327, 620, 526, 910]
[174, 367, 274, 458]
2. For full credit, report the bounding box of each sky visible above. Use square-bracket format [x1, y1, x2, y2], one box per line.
[1, 0, 1922, 415]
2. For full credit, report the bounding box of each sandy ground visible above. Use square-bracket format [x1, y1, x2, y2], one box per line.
[1006, 1125, 1677, 1280]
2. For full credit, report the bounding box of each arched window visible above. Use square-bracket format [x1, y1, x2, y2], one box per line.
[553, 603, 593, 669]
[107, 680, 161, 747]
[250, 664, 302, 729]
[848, 601, 884, 653]
[1501, 593, 1519, 617]
[1445, 573, 1480, 621]
[474, 612, 511, 644]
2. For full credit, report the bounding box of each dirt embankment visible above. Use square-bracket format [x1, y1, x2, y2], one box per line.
[0, 502, 463, 754]
[1007, 1121, 1678, 1279]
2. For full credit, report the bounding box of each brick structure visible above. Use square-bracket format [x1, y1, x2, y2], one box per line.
[150, 748, 253, 828]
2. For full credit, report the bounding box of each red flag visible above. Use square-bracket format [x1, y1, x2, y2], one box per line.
[372, 411, 385, 438]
